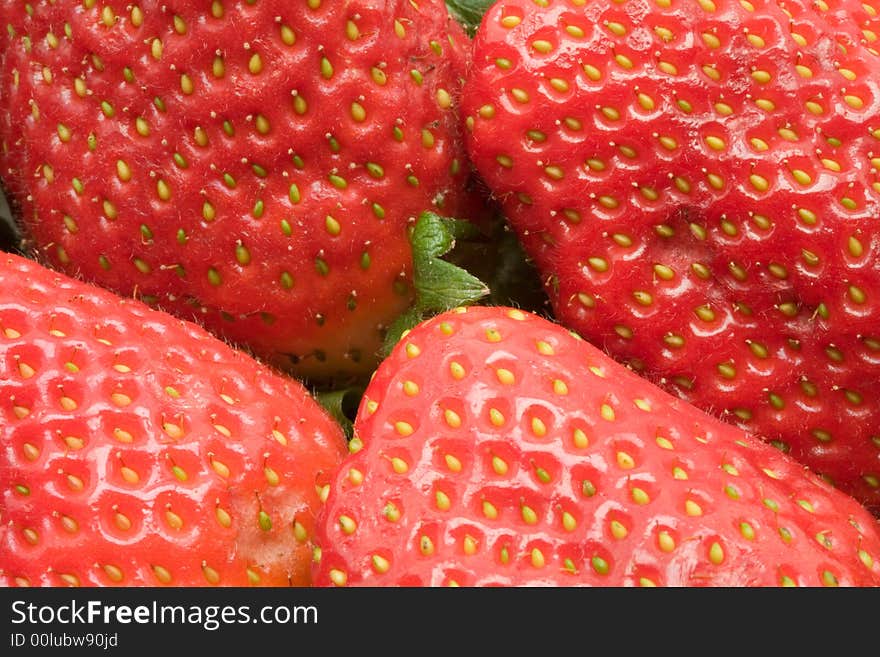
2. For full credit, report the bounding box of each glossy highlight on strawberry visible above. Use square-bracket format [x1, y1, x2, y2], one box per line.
[462, 0, 880, 512]
[0, 253, 347, 587]
[312, 306, 880, 587]
[0, 0, 476, 382]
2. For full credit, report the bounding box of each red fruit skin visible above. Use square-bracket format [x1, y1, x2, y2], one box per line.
[462, 0, 880, 512]
[0, 0, 477, 382]
[312, 306, 880, 587]
[0, 253, 347, 587]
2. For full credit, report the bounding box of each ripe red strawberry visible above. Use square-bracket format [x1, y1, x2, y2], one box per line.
[0, 0, 476, 383]
[312, 305, 880, 587]
[0, 252, 347, 587]
[461, 0, 880, 512]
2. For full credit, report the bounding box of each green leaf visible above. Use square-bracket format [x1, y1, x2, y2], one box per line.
[315, 386, 364, 441]
[443, 205, 549, 314]
[410, 214, 488, 311]
[446, 0, 496, 36]
[382, 211, 490, 355]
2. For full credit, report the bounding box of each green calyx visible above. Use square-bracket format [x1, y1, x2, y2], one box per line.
[445, 0, 495, 36]
[381, 211, 490, 354]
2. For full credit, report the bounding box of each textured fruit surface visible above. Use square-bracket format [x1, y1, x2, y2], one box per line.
[0, 0, 475, 381]
[0, 253, 347, 587]
[312, 305, 880, 587]
[462, 0, 880, 512]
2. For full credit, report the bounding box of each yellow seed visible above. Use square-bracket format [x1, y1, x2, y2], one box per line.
[390, 457, 408, 474]
[338, 515, 357, 535]
[120, 466, 139, 484]
[115, 160, 132, 182]
[149, 564, 172, 584]
[600, 106, 621, 121]
[350, 101, 366, 122]
[631, 487, 650, 505]
[750, 173, 769, 192]
[482, 500, 498, 519]
[326, 568, 346, 586]
[394, 421, 414, 437]
[797, 208, 818, 225]
[532, 39, 554, 54]
[588, 256, 609, 272]
[656, 436, 674, 450]
[702, 64, 721, 81]
[22, 442, 40, 461]
[702, 32, 721, 48]
[850, 285, 867, 304]
[791, 169, 813, 186]
[165, 509, 184, 530]
[22, 527, 39, 545]
[444, 409, 462, 428]
[530, 548, 546, 569]
[614, 53, 633, 69]
[544, 165, 564, 180]
[496, 368, 515, 385]
[582, 64, 601, 81]
[436, 491, 451, 511]
[685, 499, 703, 516]
[616, 451, 635, 469]
[248, 53, 263, 75]
[427, 87, 451, 113]
[658, 531, 676, 552]
[531, 417, 547, 437]
[705, 135, 726, 150]
[280, 24, 296, 46]
[489, 408, 505, 426]
[610, 519, 628, 540]
[443, 454, 461, 472]
[63, 436, 84, 450]
[654, 25, 674, 41]
[849, 236, 864, 257]
[521, 504, 538, 525]
[371, 554, 390, 573]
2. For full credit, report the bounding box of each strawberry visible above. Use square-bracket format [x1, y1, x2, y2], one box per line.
[0, 0, 476, 383]
[312, 305, 880, 587]
[461, 0, 880, 513]
[0, 252, 347, 587]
